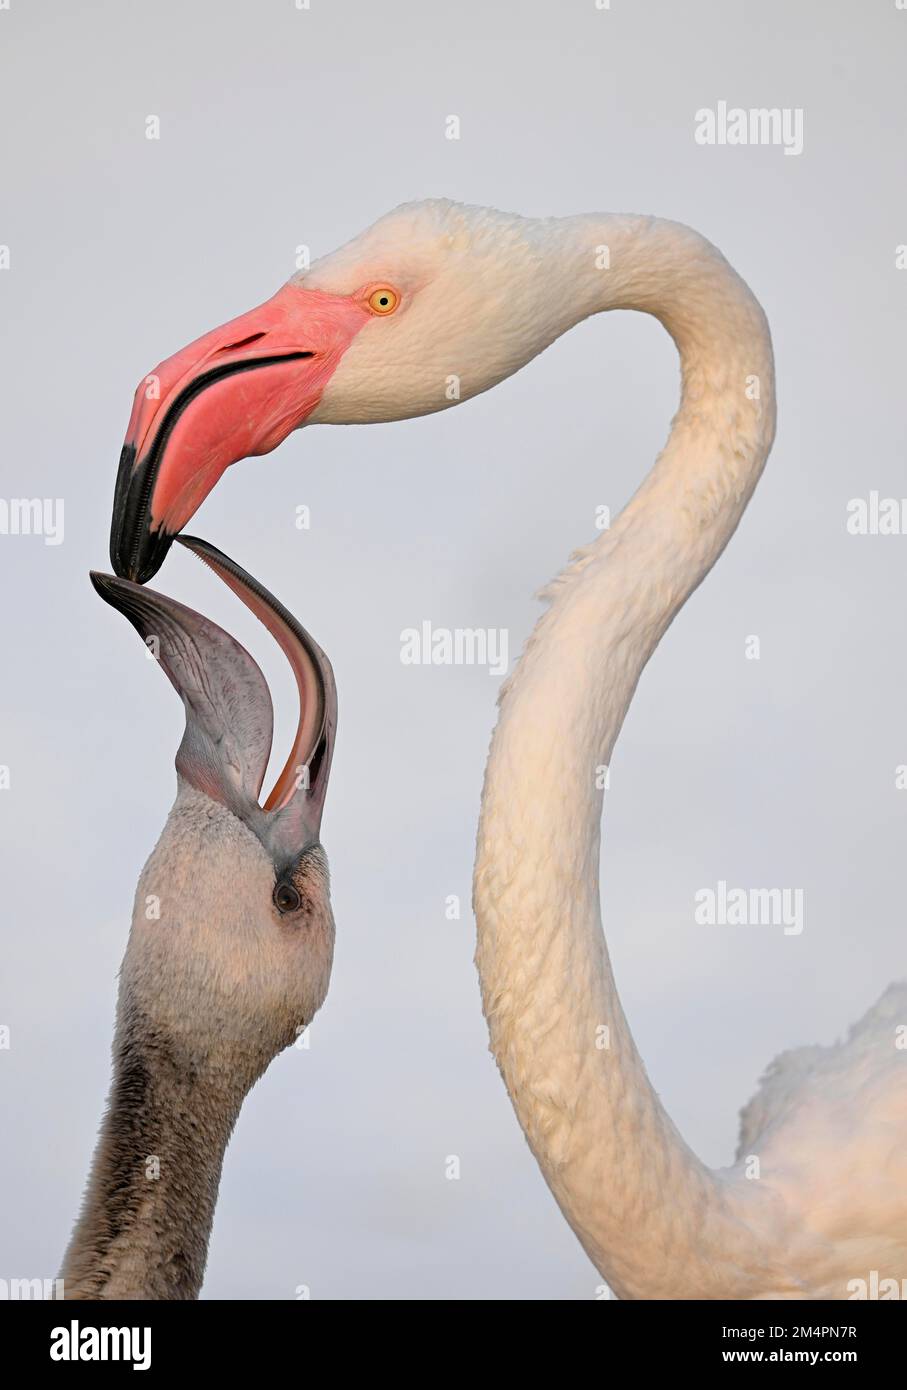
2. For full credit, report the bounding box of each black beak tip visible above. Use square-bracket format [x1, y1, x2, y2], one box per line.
[108, 440, 176, 583]
[175, 533, 217, 563]
[109, 526, 175, 583]
[90, 569, 137, 613]
[89, 569, 113, 599]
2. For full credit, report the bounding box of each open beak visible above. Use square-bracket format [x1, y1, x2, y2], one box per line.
[109, 283, 370, 583]
[178, 534, 337, 830]
[91, 536, 337, 851]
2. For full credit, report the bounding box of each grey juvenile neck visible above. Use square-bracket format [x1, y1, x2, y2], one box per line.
[60, 989, 252, 1300]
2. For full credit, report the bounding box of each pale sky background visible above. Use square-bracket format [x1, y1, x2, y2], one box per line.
[1, 0, 905, 1299]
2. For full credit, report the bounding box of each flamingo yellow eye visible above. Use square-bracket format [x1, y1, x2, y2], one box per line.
[366, 286, 399, 315]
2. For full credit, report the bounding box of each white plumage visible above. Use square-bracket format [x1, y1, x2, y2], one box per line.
[283, 200, 907, 1296]
[323, 202, 907, 1300]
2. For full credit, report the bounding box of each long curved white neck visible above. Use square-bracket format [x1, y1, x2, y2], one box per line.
[473, 216, 777, 1299]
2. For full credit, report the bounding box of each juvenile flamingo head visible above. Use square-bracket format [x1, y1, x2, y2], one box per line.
[91, 537, 338, 1066]
[110, 199, 598, 581]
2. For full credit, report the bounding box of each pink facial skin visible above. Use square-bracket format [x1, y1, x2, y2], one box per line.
[112, 283, 371, 579]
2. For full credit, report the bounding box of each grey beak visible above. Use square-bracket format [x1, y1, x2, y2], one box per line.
[90, 541, 336, 859]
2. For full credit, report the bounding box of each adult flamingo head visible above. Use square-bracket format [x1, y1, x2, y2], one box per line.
[110, 199, 609, 580]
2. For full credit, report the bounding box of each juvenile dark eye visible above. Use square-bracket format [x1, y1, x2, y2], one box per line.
[273, 881, 302, 915]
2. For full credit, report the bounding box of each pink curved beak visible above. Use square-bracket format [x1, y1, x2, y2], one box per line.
[110, 283, 369, 581]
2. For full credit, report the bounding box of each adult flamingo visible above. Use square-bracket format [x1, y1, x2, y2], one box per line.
[109, 200, 907, 1298]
